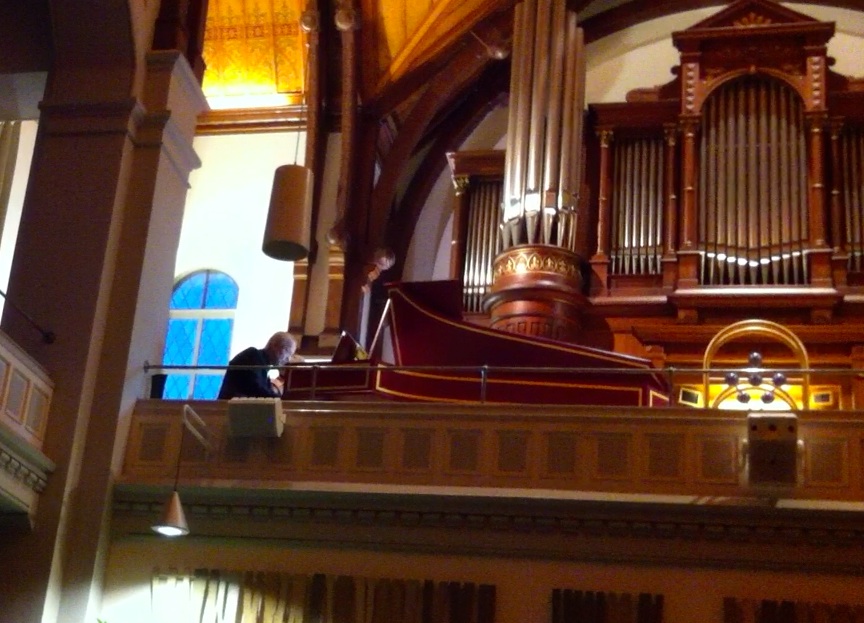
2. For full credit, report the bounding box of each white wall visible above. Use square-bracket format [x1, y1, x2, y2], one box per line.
[0, 120, 37, 319]
[178, 131, 304, 356]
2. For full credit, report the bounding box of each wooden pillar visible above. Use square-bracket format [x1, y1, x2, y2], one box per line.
[677, 116, 701, 288]
[589, 128, 613, 296]
[807, 112, 833, 287]
[828, 118, 848, 288]
[450, 175, 471, 282]
[0, 37, 207, 623]
[661, 124, 679, 290]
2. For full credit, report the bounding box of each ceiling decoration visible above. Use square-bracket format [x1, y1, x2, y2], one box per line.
[202, 0, 306, 107]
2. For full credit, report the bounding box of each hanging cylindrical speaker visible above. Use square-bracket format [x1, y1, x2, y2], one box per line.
[262, 164, 314, 261]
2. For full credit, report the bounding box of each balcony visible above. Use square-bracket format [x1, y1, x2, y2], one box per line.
[110, 377, 864, 570]
[0, 329, 55, 524]
[118, 395, 864, 503]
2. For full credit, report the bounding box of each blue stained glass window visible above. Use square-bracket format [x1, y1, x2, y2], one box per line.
[197, 318, 233, 366]
[204, 272, 239, 309]
[163, 319, 197, 366]
[164, 374, 192, 400]
[193, 375, 224, 400]
[170, 273, 205, 309]
[161, 270, 238, 400]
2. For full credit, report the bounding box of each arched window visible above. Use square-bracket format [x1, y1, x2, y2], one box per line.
[162, 270, 239, 399]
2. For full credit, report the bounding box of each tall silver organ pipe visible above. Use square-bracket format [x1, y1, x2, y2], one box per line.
[462, 181, 503, 312]
[697, 76, 809, 285]
[501, 0, 585, 252]
[840, 128, 864, 272]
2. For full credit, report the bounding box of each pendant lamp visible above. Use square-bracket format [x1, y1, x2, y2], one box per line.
[152, 405, 210, 537]
[262, 163, 314, 261]
[152, 490, 189, 537]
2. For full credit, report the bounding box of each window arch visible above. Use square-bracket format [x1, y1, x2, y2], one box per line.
[162, 270, 239, 399]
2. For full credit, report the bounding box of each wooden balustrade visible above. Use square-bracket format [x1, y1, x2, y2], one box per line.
[0, 329, 55, 519]
[122, 399, 864, 503]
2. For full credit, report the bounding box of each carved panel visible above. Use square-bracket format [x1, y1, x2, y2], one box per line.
[400, 428, 433, 472]
[138, 423, 170, 464]
[447, 429, 482, 473]
[698, 436, 739, 483]
[496, 430, 530, 475]
[310, 427, 341, 468]
[355, 427, 386, 470]
[543, 431, 578, 477]
[593, 433, 631, 480]
[266, 428, 294, 467]
[5, 370, 28, 423]
[806, 438, 848, 486]
[24, 387, 49, 438]
[645, 433, 685, 480]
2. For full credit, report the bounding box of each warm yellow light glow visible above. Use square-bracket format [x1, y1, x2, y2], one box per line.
[206, 93, 294, 110]
[203, 0, 306, 103]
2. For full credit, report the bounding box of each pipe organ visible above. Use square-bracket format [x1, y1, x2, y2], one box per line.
[697, 76, 809, 286]
[839, 127, 864, 275]
[610, 136, 665, 277]
[462, 179, 502, 314]
[447, 0, 864, 369]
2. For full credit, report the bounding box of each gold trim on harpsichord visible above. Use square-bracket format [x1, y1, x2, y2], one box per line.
[372, 368, 646, 406]
[387, 287, 654, 369]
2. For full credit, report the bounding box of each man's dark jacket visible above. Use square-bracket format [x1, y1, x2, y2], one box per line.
[217, 347, 279, 399]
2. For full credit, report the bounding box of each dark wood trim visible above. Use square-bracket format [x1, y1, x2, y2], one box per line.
[446, 150, 506, 179]
[196, 106, 307, 135]
[364, 40, 496, 264]
[388, 64, 510, 282]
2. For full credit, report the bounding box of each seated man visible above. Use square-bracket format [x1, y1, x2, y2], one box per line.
[217, 331, 297, 399]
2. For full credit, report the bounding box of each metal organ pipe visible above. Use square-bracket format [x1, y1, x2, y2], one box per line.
[503, 2, 524, 230]
[500, 0, 584, 251]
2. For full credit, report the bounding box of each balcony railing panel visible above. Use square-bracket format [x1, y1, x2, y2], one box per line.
[0, 329, 53, 449]
[121, 399, 864, 503]
[0, 329, 55, 518]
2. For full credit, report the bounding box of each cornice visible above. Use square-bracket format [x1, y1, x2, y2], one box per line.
[112, 487, 864, 575]
[0, 422, 54, 506]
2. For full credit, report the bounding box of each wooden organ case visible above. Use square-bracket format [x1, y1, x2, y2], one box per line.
[446, 0, 864, 408]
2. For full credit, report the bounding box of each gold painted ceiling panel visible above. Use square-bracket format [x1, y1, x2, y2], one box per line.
[203, 0, 306, 106]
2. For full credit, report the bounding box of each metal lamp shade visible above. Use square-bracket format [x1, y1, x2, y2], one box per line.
[263, 164, 314, 261]
[151, 490, 189, 537]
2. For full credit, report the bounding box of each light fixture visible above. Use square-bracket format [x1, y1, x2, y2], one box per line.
[152, 405, 210, 537]
[262, 162, 314, 261]
[262, 10, 316, 262]
[152, 490, 188, 537]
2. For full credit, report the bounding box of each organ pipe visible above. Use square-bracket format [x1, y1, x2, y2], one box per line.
[462, 181, 503, 312]
[607, 137, 665, 276]
[842, 129, 864, 272]
[501, 0, 584, 251]
[697, 77, 809, 285]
